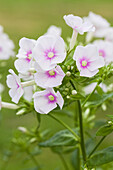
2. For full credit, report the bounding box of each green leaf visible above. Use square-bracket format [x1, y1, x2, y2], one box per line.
[70, 93, 85, 101]
[96, 124, 113, 136]
[39, 129, 78, 147]
[87, 146, 113, 167]
[71, 148, 80, 170]
[85, 92, 113, 108]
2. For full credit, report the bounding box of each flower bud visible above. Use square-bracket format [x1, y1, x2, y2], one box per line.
[66, 95, 70, 99]
[72, 90, 77, 95]
[16, 108, 26, 116]
[18, 126, 27, 133]
[66, 71, 71, 77]
[101, 103, 107, 111]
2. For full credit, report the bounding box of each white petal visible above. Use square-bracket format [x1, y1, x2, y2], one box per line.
[80, 68, 98, 77]
[15, 58, 32, 73]
[56, 91, 64, 109]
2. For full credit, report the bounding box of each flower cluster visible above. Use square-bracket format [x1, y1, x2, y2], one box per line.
[2, 12, 113, 114]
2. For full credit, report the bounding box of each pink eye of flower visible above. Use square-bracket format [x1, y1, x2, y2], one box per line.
[26, 50, 32, 62]
[80, 57, 90, 69]
[82, 60, 87, 67]
[48, 52, 54, 58]
[48, 95, 55, 101]
[99, 49, 106, 58]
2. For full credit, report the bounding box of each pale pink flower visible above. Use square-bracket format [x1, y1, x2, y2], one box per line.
[34, 63, 65, 88]
[33, 88, 64, 114]
[15, 37, 36, 73]
[73, 45, 105, 77]
[93, 40, 113, 65]
[63, 14, 95, 35]
[46, 25, 62, 36]
[6, 69, 24, 103]
[33, 35, 66, 70]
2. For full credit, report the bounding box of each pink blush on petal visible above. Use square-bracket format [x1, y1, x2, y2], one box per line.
[26, 50, 32, 62]
[0, 47, 2, 52]
[99, 49, 106, 58]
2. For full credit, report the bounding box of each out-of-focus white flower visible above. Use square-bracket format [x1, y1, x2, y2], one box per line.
[84, 82, 107, 95]
[93, 40, 113, 65]
[73, 44, 105, 77]
[6, 69, 24, 103]
[85, 12, 110, 39]
[33, 88, 64, 114]
[33, 35, 66, 70]
[0, 83, 4, 94]
[34, 63, 65, 88]
[0, 26, 15, 60]
[15, 37, 36, 73]
[104, 27, 113, 42]
[46, 25, 62, 36]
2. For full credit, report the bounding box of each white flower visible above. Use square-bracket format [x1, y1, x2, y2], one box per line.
[73, 44, 105, 77]
[63, 14, 95, 35]
[46, 25, 62, 36]
[34, 63, 65, 88]
[0, 26, 15, 60]
[104, 27, 113, 42]
[15, 37, 36, 73]
[6, 69, 24, 103]
[33, 88, 64, 114]
[33, 35, 66, 70]
[93, 40, 113, 65]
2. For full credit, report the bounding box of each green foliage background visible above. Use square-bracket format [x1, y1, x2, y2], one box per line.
[0, 0, 113, 169]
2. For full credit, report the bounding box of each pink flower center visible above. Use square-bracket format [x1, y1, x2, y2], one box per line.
[46, 70, 57, 78]
[44, 48, 56, 60]
[26, 50, 32, 62]
[46, 93, 57, 103]
[99, 49, 106, 58]
[80, 57, 90, 69]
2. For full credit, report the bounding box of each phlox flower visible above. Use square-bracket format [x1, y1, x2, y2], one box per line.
[93, 40, 113, 65]
[33, 35, 66, 70]
[15, 37, 36, 73]
[85, 12, 110, 40]
[84, 82, 107, 95]
[73, 45, 105, 77]
[63, 14, 95, 35]
[6, 69, 24, 103]
[46, 25, 62, 36]
[33, 88, 64, 114]
[0, 26, 15, 60]
[63, 14, 95, 50]
[34, 63, 65, 88]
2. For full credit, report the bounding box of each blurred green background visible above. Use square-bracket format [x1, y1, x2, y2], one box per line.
[0, 0, 113, 169]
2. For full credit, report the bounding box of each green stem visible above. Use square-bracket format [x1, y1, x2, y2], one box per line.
[26, 149, 39, 167]
[49, 114, 80, 141]
[82, 82, 100, 108]
[59, 154, 69, 170]
[88, 136, 106, 158]
[70, 80, 87, 163]
[78, 100, 87, 163]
